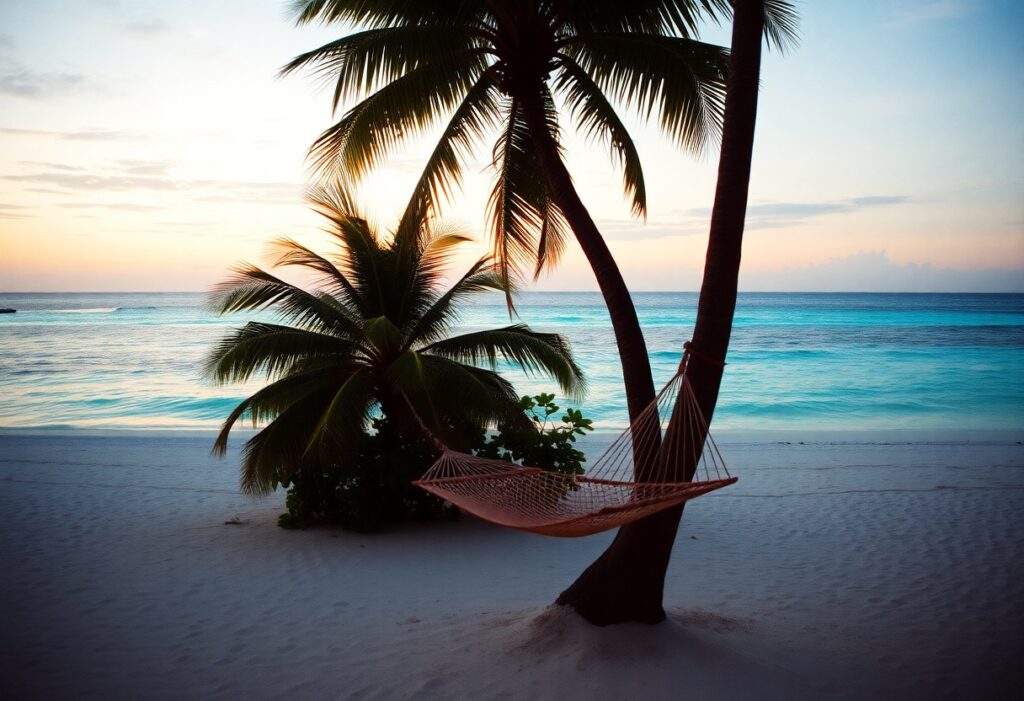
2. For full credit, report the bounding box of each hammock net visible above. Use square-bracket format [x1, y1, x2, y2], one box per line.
[414, 362, 736, 537]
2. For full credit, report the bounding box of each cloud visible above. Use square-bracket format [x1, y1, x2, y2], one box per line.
[23, 187, 69, 195]
[0, 34, 14, 49]
[596, 218, 704, 241]
[0, 203, 32, 220]
[5, 160, 182, 192]
[3, 162, 302, 204]
[203, 181, 303, 203]
[596, 196, 910, 241]
[125, 19, 169, 36]
[56, 129, 139, 142]
[686, 195, 909, 232]
[115, 159, 174, 176]
[4, 171, 188, 192]
[848, 196, 907, 207]
[0, 64, 87, 99]
[1, 127, 143, 141]
[18, 161, 85, 172]
[741, 251, 1024, 293]
[155, 220, 212, 228]
[56, 202, 163, 212]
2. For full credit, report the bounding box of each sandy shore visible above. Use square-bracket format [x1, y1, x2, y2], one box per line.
[2, 430, 1022, 699]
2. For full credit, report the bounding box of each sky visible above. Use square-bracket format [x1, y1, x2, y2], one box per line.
[0, 0, 1022, 293]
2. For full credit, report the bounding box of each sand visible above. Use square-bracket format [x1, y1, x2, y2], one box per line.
[2, 430, 1022, 699]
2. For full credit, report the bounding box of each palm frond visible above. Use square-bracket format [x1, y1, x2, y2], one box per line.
[307, 54, 488, 178]
[303, 180, 393, 315]
[269, 237, 363, 313]
[533, 196, 570, 279]
[361, 315, 405, 355]
[397, 74, 502, 235]
[305, 176, 361, 220]
[237, 385, 341, 495]
[422, 323, 586, 400]
[487, 93, 567, 292]
[562, 32, 727, 154]
[205, 322, 361, 384]
[764, 0, 800, 53]
[212, 363, 348, 457]
[303, 366, 374, 457]
[405, 257, 507, 348]
[419, 355, 529, 432]
[290, 1, 474, 29]
[415, 230, 474, 284]
[209, 264, 356, 334]
[551, 0, 728, 36]
[554, 57, 647, 218]
[384, 226, 474, 336]
[280, 25, 473, 112]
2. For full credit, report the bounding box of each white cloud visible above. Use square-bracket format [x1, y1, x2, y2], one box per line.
[596, 196, 911, 241]
[741, 251, 1024, 293]
[0, 63, 87, 99]
[124, 20, 168, 36]
[0, 127, 143, 141]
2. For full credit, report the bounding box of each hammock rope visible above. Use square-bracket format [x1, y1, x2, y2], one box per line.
[413, 344, 737, 537]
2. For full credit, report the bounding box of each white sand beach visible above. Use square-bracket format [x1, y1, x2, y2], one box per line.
[2, 430, 1022, 699]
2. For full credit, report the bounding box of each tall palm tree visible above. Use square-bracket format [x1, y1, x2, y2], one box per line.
[282, 0, 731, 433]
[207, 181, 585, 495]
[557, 0, 799, 625]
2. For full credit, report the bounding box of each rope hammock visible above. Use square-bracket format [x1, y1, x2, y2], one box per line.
[413, 345, 737, 537]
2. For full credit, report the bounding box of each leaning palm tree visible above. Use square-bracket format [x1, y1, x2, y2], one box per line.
[557, 0, 799, 625]
[281, 0, 732, 433]
[207, 181, 585, 496]
[282, 0, 798, 626]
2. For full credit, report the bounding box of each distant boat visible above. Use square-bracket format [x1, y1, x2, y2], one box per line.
[0, 308, 16, 314]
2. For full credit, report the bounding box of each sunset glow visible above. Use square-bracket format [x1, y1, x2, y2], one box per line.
[1, 0, 1021, 292]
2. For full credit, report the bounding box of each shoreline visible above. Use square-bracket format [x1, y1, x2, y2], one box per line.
[2, 425, 1021, 445]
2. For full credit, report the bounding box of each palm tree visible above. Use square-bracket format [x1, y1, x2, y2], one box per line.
[207, 181, 585, 496]
[281, 0, 731, 434]
[557, 0, 799, 625]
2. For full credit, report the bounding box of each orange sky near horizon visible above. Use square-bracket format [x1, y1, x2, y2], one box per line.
[1, 0, 1022, 293]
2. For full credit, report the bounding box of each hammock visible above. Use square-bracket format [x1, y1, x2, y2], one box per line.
[414, 348, 736, 537]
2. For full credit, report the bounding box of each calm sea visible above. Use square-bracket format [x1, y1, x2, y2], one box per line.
[0, 292, 1021, 432]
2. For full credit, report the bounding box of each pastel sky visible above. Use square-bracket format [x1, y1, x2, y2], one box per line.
[1, 0, 1022, 292]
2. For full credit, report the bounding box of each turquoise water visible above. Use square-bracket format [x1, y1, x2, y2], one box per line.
[0, 292, 1021, 431]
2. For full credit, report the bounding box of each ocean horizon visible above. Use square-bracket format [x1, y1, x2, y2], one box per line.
[1, 291, 1022, 433]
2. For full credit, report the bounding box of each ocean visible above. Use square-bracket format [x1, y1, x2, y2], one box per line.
[0, 291, 1022, 432]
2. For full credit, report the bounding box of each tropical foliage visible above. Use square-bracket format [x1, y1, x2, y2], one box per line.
[281, 0, 740, 284]
[207, 180, 585, 498]
[477, 393, 594, 475]
[283, 0, 798, 449]
[275, 415, 455, 531]
[278, 395, 596, 531]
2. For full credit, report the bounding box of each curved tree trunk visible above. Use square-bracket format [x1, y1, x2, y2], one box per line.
[517, 94, 657, 431]
[555, 0, 767, 626]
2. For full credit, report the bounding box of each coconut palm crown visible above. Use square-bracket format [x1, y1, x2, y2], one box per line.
[207, 181, 585, 495]
[282, 0, 742, 282]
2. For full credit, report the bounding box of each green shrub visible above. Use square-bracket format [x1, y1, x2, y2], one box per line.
[475, 393, 594, 475]
[276, 417, 458, 532]
[276, 395, 593, 531]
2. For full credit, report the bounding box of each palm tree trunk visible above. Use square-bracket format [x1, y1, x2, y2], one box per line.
[517, 93, 657, 431]
[554, 0, 767, 626]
